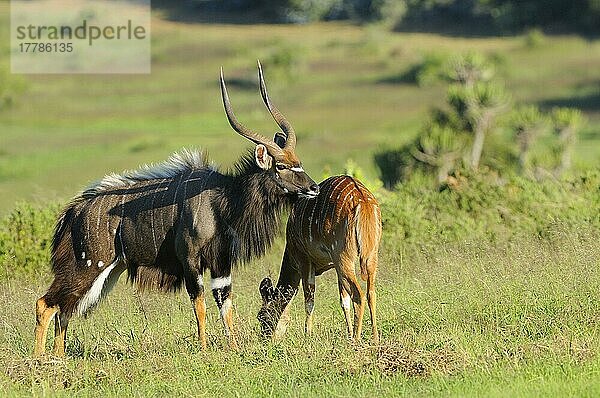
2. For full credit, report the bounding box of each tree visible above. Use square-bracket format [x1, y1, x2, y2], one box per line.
[446, 52, 494, 88]
[510, 105, 547, 177]
[551, 107, 584, 176]
[410, 123, 465, 184]
[447, 82, 508, 170]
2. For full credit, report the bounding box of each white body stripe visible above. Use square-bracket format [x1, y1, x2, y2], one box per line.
[319, 177, 342, 230]
[341, 188, 355, 208]
[211, 276, 231, 290]
[308, 200, 317, 242]
[355, 204, 362, 243]
[149, 181, 160, 255]
[331, 180, 352, 223]
[197, 274, 204, 287]
[298, 197, 311, 245]
[96, 194, 105, 229]
[118, 195, 127, 262]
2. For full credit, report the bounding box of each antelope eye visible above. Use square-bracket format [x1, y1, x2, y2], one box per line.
[276, 164, 287, 171]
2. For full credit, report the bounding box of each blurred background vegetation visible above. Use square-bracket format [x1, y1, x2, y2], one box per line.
[190, 0, 600, 34]
[0, 0, 598, 213]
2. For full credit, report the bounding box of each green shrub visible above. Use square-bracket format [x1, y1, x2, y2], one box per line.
[343, 159, 383, 192]
[400, 52, 448, 87]
[523, 28, 546, 49]
[261, 42, 306, 83]
[380, 167, 600, 248]
[0, 202, 59, 280]
[374, 145, 415, 188]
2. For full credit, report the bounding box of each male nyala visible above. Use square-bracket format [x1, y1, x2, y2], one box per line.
[34, 62, 319, 356]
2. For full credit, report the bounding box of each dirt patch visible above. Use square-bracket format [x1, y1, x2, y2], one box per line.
[375, 341, 461, 378]
[5, 356, 73, 389]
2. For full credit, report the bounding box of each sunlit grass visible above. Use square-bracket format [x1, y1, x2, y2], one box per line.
[1, 230, 599, 396]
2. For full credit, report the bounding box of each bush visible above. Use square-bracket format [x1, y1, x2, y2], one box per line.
[0, 202, 59, 280]
[397, 52, 448, 87]
[523, 28, 546, 49]
[343, 159, 383, 192]
[379, 167, 600, 248]
[374, 145, 414, 189]
[261, 42, 306, 83]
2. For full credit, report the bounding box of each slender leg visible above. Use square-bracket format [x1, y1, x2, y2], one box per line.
[345, 272, 366, 341]
[194, 294, 207, 350]
[367, 267, 378, 343]
[193, 290, 207, 350]
[301, 263, 315, 335]
[34, 297, 58, 357]
[337, 277, 354, 340]
[52, 312, 69, 357]
[337, 252, 365, 341]
[211, 272, 238, 350]
[183, 266, 208, 350]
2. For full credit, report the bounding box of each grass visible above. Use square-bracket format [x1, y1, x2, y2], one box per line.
[1, 227, 599, 396]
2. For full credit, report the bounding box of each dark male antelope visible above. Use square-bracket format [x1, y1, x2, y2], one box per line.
[34, 62, 319, 356]
[258, 175, 381, 342]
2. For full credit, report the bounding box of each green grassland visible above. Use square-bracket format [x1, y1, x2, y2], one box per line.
[1, 3, 600, 397]
[2, 219, 599, 397]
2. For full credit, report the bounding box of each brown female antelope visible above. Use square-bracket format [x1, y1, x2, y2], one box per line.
[258, 175, 381, 342]
[33, 62, 319, 357]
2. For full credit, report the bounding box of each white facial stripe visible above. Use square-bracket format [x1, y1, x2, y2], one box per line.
[211, 276, 231, 290]
[290, 167, 304, 172]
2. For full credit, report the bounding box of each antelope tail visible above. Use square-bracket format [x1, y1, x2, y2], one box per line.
[354, 202, 381, 281]
[51, 199, 82, 275]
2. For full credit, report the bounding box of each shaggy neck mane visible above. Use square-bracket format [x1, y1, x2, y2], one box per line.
[81, 149, 210, 198]
[222, 152, 290, 264]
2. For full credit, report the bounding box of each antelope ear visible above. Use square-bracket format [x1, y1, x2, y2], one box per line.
[259, 277, 274, 302]
[255, 144, 273, 170]
[273, 132, 287, 149]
